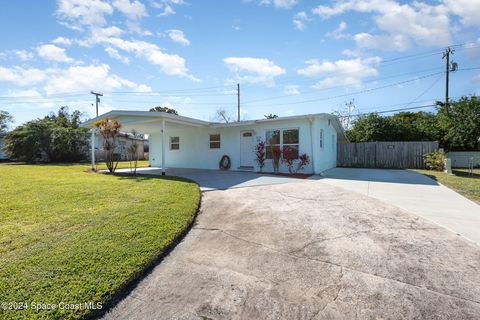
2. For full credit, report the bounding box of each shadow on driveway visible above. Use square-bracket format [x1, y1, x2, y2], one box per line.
[115, 167, 320, 191]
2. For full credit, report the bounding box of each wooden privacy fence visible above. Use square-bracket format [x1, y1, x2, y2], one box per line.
[337, 141, 439, 169]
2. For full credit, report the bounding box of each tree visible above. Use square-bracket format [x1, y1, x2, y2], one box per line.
[127, 130, 141, 175]
[4, 107, 88, 162]
[149, 106, 178, 115]
[332, 100, 357, 130]
[94, 118, 122, 173]
[215, 108, 232, 123]
[346, 113, 397, 142]
[264, 113, 278, 119]
[0, 110, 13, 135]
[437, 96, 480, 150]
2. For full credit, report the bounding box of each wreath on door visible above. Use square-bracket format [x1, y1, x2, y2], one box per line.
[219, 155, 231, 170]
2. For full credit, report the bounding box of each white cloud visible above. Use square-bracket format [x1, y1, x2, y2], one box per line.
[0, 64, 151, 95]
[165, 29, 190, 46]
[297, 57, 381, 89]
[464, 38, 480, 59]
[112, 0, 147, 20]
[284, 85, 300, 95]
[312, 0, 451, 50]
[15, 50, 34, 61]
[56, 0, 114, 28]
[105, 47, 130, 63]
[293, 11, 310, 31]
[443, 0, 480, 27]
[52, 37, 73, 45]
[36, 44, 74, 63]
[153, 0, 185, 16]
[224, 57, 286, 86]
[0, 66, 48, 86]
[101, 37, 198, 80]
[54, 1, 196, 80]
[326, 21, 348, 39]
[354, 32, 410, 51]
[258, 0, 298, 9]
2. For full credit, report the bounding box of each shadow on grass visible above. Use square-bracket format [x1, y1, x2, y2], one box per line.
[452, 170, 480, 179]
[111, 173, 198, 185]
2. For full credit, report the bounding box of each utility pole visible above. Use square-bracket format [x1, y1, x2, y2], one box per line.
[90, 91, 102, 117]
[237, 83, 240, 122]
[442, 47, 454, 112]
[90, 91, 103, 171]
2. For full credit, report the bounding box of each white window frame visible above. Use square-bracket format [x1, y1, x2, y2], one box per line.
[265, 127, 299, 159]
[319, 129, 324, 149]
[170, 136, 180, 150]
[209, 133, 221, 149]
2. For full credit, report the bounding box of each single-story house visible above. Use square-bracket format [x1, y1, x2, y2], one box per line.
[81, 111, 346, 174]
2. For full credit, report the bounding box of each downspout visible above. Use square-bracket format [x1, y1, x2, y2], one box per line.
[161, 119, 166, 176]
[309, 118, 315, 174]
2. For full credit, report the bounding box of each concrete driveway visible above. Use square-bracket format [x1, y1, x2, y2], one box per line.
[321, 168, 480, 246]
[103, 179, 480, 319]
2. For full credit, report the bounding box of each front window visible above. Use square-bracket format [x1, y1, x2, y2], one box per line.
[265, 130, 280, 159]
[170, 136, 179, 150]
[265, 128, 299, 159]
[209, 134, 221, 149]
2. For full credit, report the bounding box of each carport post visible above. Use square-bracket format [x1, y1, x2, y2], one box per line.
[161, 119, 166, 176]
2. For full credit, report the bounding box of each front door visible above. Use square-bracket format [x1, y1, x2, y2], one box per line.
[240, 131, 254, 167]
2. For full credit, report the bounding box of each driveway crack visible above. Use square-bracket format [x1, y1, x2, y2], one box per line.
[193, 227, 480, 306]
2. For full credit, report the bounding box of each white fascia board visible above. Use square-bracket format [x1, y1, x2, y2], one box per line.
[80, 110, 210, 128]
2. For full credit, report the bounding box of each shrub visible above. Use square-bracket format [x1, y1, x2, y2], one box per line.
[423, 150, 445, 171]
[255, 139, 266, 172]
[281, 146, 310, 174]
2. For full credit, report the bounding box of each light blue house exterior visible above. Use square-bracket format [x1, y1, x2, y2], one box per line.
[82, 111, 346, 175]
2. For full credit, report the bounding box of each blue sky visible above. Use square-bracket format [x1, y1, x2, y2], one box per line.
[0, 0, 479, 126]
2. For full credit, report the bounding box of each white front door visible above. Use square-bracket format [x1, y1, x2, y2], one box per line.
[240, 131, 254, 167]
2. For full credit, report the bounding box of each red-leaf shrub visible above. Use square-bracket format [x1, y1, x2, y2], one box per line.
[281, 146, 310, 174]
[255, 139, 266, 172]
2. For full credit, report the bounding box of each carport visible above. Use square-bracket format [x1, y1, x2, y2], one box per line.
[81, 111, 212, 175]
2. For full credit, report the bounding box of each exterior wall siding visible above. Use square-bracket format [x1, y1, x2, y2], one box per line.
[149, 117, 338, 174]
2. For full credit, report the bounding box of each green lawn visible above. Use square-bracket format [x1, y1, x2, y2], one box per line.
[415, 168, 480, 204]
[0, 163, 200, 319]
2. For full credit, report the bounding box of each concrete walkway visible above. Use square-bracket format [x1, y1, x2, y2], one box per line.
[103, 181, 480, 319]
[321, 168, 480, 246]
[116, 167, 319, 191]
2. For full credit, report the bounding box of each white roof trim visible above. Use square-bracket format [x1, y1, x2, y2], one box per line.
[81, 110, 347, 140]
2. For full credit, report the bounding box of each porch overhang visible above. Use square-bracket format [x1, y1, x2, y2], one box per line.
[80, 110, 211, 133]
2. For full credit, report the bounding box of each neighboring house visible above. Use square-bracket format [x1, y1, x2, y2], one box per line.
[92, 132, 146, 161]
[82, 111, 346, 174]
[0, 136, 7, 160]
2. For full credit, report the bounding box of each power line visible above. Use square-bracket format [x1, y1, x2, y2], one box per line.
[242, 67, 444, 104]
[337, 104, 438, 119]
[400, 74, 443, 109]
[244, 71, 444, 107]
